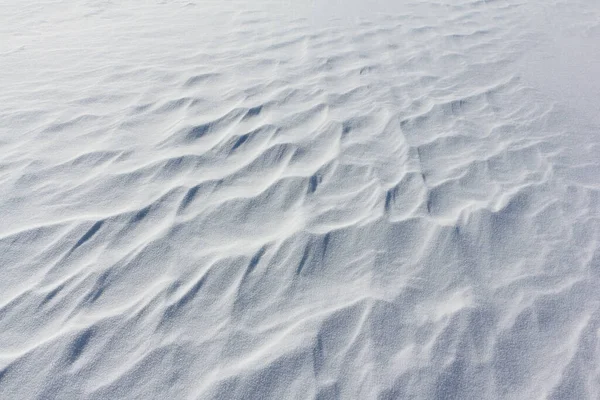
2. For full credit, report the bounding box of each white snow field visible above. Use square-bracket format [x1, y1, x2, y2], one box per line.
[1, 0, 600, 398]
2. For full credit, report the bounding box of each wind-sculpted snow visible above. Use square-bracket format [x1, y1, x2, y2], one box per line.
[1, 0, 600, 399]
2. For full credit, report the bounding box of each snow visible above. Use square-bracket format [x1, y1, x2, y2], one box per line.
[1, 0, 599, 398]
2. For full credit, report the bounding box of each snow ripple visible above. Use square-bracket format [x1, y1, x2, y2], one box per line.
[1, 0, 599, 398]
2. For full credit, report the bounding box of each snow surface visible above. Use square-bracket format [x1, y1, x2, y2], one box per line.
[1, 0, 600, 398]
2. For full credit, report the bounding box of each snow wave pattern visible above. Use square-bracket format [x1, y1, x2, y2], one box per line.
[1, 0, 600, 399]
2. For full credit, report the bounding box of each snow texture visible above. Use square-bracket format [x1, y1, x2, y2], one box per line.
[1, 0, 600, 399]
